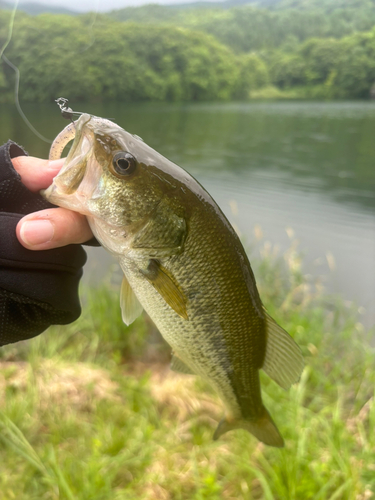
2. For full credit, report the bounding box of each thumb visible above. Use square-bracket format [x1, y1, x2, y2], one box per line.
[17, 208, 93, 250]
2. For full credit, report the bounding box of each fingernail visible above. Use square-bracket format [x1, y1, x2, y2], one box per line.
[20, 220, 55, 246]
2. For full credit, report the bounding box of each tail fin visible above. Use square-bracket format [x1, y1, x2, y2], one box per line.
[213, 406, 284, 448]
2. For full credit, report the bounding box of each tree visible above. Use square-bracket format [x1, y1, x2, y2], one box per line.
[269, 52, 307, 88]
[235, 53, 269, 98]
[1, 14, 241, 102]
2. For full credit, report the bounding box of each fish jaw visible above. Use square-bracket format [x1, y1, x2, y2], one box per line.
[42, 116, 103, 216]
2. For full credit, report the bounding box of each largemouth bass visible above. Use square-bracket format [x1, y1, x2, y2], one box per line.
[43, 113, 304, 447]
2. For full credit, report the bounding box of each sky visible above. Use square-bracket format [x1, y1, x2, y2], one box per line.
[21, 0, 217, 12]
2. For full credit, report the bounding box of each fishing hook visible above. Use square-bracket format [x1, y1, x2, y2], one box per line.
[55, 97, 84, 125]
[55, 98, 116, 125]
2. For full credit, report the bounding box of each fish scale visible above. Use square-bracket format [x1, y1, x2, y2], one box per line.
[43, 113, 305, 447]
[119, 193, 266, 420]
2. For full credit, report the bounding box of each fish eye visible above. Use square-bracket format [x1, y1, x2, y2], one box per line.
[111, 152, 137, 177]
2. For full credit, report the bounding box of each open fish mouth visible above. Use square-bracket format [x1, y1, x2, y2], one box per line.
[42, 114, 95, 212]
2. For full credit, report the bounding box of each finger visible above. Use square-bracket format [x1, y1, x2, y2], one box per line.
[12, 156, 64, 192]
[16, 208, 93, 250]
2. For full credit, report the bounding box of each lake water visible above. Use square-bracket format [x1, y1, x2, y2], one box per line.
[1, 101, 374, 326]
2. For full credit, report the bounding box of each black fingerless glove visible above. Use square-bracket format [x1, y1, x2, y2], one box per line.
[0, 141, 88, 346]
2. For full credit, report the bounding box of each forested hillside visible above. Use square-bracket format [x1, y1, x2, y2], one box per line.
[1, 0, 375, 102]
[111, 0, 375, 52]
[0, 12, 261, 102]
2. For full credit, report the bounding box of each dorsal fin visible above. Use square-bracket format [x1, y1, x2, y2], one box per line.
[262, 311, 304, 389]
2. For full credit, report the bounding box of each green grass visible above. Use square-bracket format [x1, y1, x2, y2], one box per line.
[0, 239, 374, 499]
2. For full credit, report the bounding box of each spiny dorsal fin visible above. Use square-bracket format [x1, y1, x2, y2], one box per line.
[141, 259, 188, 320]
[120, 275, 143, 326]
[170, 354, 195, 375]
[262, 311, 304, 389]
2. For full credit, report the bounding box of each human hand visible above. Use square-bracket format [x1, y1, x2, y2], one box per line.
[12, 156, 93, 250]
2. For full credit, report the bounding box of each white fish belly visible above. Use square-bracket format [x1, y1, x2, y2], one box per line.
[119, 256, 242, 417]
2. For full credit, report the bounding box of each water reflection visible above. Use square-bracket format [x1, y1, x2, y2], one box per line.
[1, 100, 374, 325]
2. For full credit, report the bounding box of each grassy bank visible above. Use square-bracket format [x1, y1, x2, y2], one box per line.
[0, 239, 374, 499]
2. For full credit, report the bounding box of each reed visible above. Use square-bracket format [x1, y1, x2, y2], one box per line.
[0, 240, 373, 499]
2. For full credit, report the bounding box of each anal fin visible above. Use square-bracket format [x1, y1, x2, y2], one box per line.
[262, 311, 305, 389]
[120, 275, 143, 326]
[170, 354, 195, 375]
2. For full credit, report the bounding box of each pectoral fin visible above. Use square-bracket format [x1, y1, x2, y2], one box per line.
[141, 259, 188, 320]
[120, 275, 143, 326]
[262, 311, 305, 389]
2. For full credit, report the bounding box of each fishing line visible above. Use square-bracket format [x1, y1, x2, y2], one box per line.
[1, 0, 51, 143]
[2, 54, 52, 143]
[34, 0, 100, 57]
[0, 0, 101, 144]
[0, 0, 19, 61]
[76, 0, 100, 56]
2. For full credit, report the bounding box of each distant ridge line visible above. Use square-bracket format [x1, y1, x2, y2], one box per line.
[0, 0, 280, 16]
[0, 0, 79, 15]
